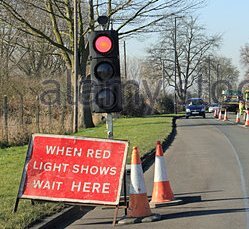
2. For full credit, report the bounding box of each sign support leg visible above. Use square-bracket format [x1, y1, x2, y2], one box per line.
[123, 169, 127, 215]
[13, 198, 19, 213]
[107, 113, 118, 225]
[107, 113, 127, 224]
[113, 205, 119, 226]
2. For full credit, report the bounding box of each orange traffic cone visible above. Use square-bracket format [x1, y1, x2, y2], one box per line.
[235, 112, 240, 123]
[118, 147, 161, 225]
[213, 109, 217, 118]
[218, 109, 223, 120]
[127, 147, 152, 218]
[223, 109, 228, 121]
[149, 141, 182, 208]
[150, 141, 174, 207]
[245, 111, 249, 127]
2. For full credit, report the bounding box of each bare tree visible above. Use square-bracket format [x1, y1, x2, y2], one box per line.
[0, 0, 205, 128]
[0, 21, 20, 90]
[147, 16, 221, 103]
[11, 35, 66, 78]
[198, 55, 239, 102]
[240, 43, 249, 78]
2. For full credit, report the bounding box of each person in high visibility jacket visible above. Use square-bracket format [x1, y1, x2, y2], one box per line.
[239, 100, 245, 115]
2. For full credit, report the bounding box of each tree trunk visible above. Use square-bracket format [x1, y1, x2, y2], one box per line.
[80, 76, 94, 128]
[68, 65, 94, 129]
[78, 45, 94, 128]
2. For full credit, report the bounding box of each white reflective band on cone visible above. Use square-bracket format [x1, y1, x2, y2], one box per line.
[154, 156, 168, 182]
[129, 164, 147, 194]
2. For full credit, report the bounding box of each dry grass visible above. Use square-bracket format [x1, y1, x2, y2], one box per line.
[0, 107, 74, 146]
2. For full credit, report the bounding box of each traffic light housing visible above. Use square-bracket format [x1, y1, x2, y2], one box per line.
[89, 30, 122, 113]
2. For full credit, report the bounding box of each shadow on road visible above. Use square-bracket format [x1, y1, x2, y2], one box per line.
[175, 189, 224, 196]
[160, 208, 248, 221]
[157, 193, 249, 221]
[177, 122, 237, 128]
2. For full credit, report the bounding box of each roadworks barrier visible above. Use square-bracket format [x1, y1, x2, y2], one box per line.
[118, 147, 161, 225]
[150, 141, 182, 208]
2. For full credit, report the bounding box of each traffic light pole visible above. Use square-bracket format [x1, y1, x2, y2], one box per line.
[106, 113, 113, 139]
[106, 113, 128, 216]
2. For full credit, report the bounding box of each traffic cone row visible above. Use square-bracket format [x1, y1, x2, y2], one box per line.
[213, 107, 249, 126]
[216, 109, 249, 126]
[215, 109, 228, 121]
[120, 141, 181, 224]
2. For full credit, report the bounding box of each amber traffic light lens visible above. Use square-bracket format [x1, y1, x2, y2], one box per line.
[95, 62, 114, 81]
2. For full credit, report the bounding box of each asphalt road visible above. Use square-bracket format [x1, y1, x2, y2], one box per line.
[58, 114, 249, 229]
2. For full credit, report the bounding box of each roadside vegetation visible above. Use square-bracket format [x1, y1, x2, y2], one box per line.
[0, 114, 173, 229]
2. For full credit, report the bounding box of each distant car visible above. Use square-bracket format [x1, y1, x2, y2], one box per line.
[185, 98, 206, 119]
[208, 103, 220, 113]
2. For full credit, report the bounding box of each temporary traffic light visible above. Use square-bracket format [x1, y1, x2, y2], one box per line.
[89, 30, 122, 113]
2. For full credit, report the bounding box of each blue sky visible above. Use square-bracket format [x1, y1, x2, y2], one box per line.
[198, 0, 249, 79]
[125, 0, 249, 80]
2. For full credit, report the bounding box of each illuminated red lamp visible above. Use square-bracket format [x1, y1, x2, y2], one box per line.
[94, 35, 113, 53]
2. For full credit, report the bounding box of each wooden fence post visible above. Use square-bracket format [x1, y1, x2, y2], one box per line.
[20, 94, 24, 126]
[3, 95, 9, 144]
[48, 96, 52, 133]
[35, 96, 40, 133]
[60, 98, 66, 133]
[70, 106, 74, 134]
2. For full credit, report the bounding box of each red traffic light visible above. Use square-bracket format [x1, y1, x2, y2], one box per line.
[89, 30, 122, 113]
[94, 35, 112, 53]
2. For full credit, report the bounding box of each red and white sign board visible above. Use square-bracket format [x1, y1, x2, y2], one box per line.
[18, 134, 128, 205]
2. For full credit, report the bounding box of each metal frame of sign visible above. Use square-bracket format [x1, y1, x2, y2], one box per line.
[14, 134, 129, 216]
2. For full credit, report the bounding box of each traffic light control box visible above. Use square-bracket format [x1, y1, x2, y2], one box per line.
[89, 30, 122, 113]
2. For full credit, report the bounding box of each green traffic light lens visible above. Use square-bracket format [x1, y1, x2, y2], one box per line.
[95, 62, 114, 81]
[96, 88, 116, 109]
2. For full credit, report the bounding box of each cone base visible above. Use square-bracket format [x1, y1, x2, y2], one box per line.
[128, 193, 152, 218]
[150, 199, 183, 208]
[118, 214, 161, 224]
[151, 181, 174, 203]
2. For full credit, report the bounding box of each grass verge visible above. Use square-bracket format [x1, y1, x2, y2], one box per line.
[0, 114, 173, 228]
